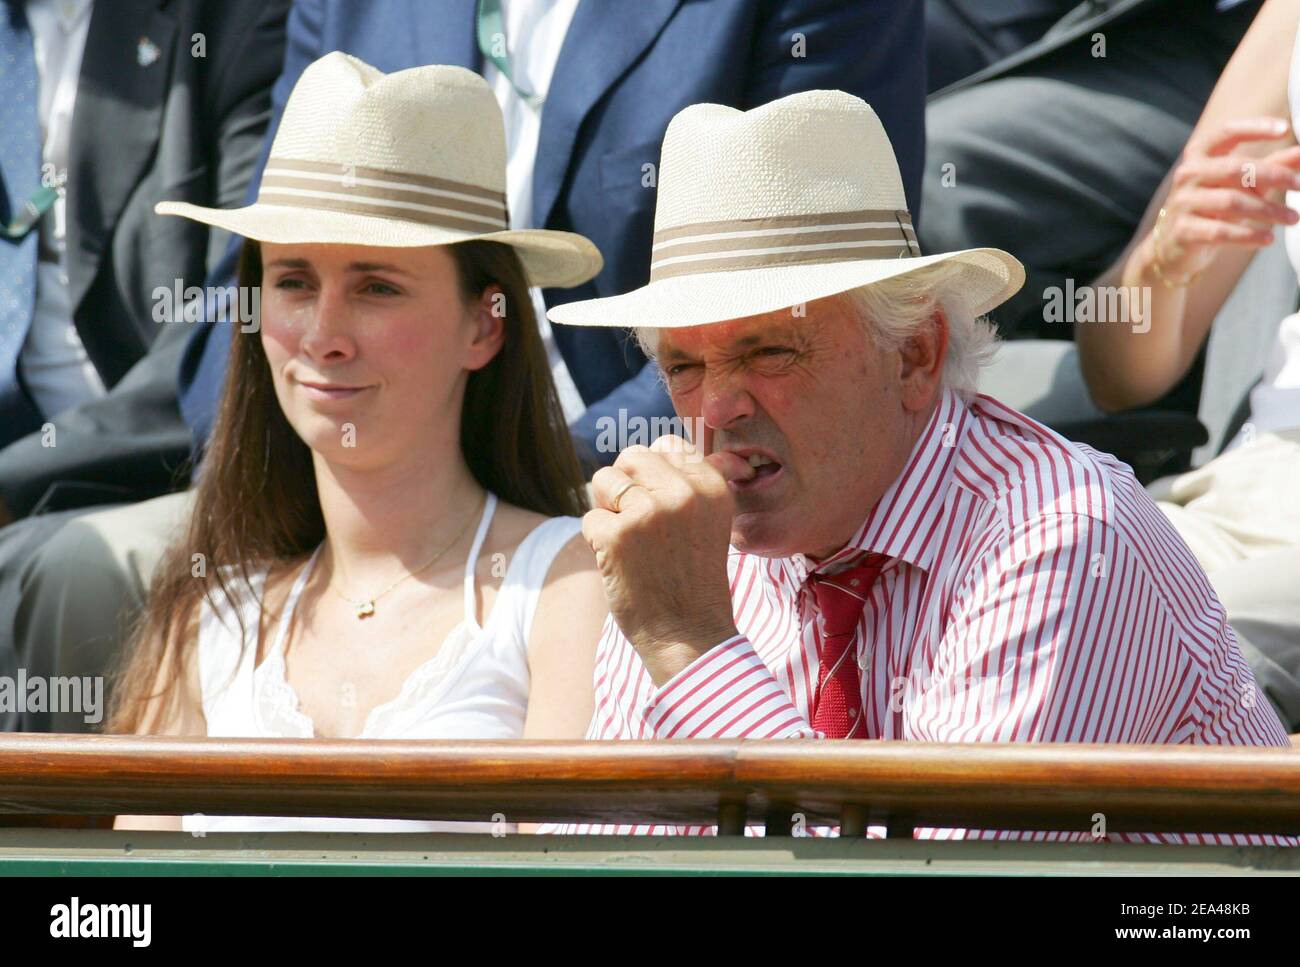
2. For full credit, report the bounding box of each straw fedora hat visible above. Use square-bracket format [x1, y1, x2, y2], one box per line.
[547, 90, 1022, 329]
[156, 53, 602, 288]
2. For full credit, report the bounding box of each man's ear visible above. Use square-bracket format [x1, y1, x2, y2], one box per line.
[898, 307, 948, 412]
[464, 282, 508, 372]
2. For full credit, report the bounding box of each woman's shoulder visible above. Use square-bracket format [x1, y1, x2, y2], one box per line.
[487, 501, 582, 551]
[480, 502, 589, 587]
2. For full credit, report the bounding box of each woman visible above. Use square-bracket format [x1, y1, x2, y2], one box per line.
[1077, 0, 1300, 728]
[110, 54, 610, 830]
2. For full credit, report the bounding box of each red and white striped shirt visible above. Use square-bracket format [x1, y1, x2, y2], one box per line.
[552, 388, 1296, 845]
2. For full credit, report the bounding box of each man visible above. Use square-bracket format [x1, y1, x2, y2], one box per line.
[543, 90, 1294, 844]
[6, 0, 927, 731]
[0, 0, 288, 729]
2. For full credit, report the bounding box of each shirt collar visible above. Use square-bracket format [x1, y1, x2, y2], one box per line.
[29, 0, 93, 34]
[784, 387, 970, 584]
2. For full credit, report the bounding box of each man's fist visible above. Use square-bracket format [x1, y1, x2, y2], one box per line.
[583, 434, 754, 685]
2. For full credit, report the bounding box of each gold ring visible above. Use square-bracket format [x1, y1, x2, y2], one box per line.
[610, 481, 638, 513]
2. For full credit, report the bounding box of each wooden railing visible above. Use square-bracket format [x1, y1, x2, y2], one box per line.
[1, 734, 1298, 837]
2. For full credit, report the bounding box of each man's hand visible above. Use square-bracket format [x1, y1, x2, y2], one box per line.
[584, 434, 755, 686]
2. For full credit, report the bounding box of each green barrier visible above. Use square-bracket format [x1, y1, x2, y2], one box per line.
[2, 831, 1298, 876]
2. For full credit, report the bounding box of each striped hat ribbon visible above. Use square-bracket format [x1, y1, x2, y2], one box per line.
[258, 157, 509, 234]
[649, 209, 919, 282]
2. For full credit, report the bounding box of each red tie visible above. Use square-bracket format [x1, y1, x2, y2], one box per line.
[806, 554, 887, 739]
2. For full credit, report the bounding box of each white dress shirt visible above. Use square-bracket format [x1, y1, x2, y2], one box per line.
[552, 388, 1294, 845]
[481, 0, 586, 424]
[19, 0, 104, 420]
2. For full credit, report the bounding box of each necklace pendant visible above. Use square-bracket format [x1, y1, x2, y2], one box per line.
[354, 600, 376, 619]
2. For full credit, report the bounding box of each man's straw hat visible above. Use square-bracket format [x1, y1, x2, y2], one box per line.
[156, 53, 602, 288]
[547, 90, 1022, 328]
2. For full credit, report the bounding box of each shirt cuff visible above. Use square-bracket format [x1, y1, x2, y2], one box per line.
[643, 635, 816, 739]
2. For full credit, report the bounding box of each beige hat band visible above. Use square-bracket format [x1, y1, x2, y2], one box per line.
[257, 157, 509, 233]
[648, 209, 919, 282]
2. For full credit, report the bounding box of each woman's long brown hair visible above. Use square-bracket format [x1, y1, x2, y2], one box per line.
[107, 239, 588, 733]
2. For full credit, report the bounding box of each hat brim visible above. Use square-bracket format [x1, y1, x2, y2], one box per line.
[155, 201, 603, 289]
[546, 248, 1024, 328]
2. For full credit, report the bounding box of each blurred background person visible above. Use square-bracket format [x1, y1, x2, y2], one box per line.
[0, 0, 289, 728]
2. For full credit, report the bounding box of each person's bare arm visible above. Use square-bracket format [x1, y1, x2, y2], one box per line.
[521, 533, 606, 741]
[1080, 0, 1300, 412]
[516, 532, 607, 833]
[113, 611, 206, 832]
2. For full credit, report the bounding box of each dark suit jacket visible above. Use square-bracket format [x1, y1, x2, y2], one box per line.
[0, 0, 288, 517]
[179, 0, 927, 465]
[933, 0, 1261, 96]
[926, 0, 1077, 92]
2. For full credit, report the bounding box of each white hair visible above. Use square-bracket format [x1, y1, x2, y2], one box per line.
[634, 260, 998, 394]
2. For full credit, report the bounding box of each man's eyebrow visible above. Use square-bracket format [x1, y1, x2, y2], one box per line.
[657, 345, 697, 364]
[661, 331, 796, 362]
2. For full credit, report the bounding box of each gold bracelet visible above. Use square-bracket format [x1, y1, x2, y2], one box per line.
[1150, 207, 1202, 289]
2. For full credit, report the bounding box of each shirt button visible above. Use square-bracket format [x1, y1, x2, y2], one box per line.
[848, 706, 858, 718]
[849, 578, 860, 587]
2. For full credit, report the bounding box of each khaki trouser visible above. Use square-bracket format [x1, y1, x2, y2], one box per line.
[13, 490, 193, 732]
[1150, 428, 1300, 731]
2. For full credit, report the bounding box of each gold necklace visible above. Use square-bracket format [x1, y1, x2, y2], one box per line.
[330, 495, 485, 619]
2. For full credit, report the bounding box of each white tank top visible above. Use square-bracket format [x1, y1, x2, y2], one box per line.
[181, 493, 581, 834]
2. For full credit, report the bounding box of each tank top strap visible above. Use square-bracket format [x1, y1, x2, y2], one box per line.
[196, 567, 268, 708]
[462, 491, 499, 632]
[270, 544, 324, 658]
